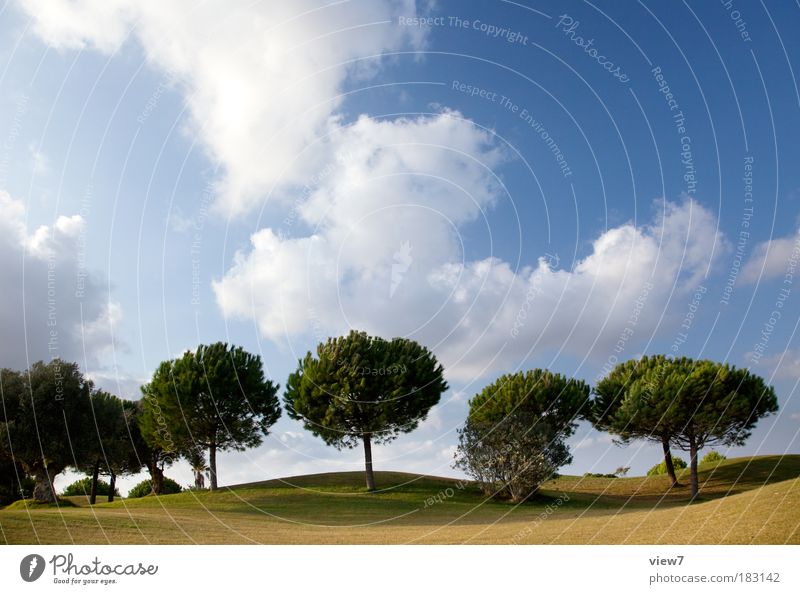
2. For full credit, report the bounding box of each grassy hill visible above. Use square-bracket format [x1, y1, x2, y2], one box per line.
[1, 455, 798, 544]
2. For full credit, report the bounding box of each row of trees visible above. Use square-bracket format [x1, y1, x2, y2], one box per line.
[0, 332, 778, 504]
[0, 343, 282, 503]
[0, 361, 140, 503]
[454, 356, 777, 501]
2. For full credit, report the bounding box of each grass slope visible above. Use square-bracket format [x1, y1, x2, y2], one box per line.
[1, 455, 798, 544]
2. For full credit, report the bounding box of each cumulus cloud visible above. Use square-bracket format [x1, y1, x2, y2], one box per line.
[740, 231, 800, 284]
[0, 190, 121, 370]
[16, 0, 426, 215]
[746, 349, 800, 381]
[215, 128, 726, 383]
[18, 0, 728, 384]
[212, 110, 504, 342]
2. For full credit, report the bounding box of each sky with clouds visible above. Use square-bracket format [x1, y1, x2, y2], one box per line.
[0, 0, 798, 494]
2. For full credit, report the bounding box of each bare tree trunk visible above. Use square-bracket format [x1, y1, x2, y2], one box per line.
[32, 467, 57, 503]
[363, 433, 375, 491]
[89, 459, 100, 504]
[108, 472, 116, 502]
[689, 438, 699, 499]
[661, 435, 679, 487]
[149, 461, 164, 495]
[209, 444, 218, 491]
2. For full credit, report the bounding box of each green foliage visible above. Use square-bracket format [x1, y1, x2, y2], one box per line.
[129, 400, 172, 495]
[597, 356, 778, 450]
[700, 450, 727, 466]
[0, 361, 94, 502]
[285, 330, 448, 490]
[79, 392, 144, 502]
[285, 330, 448, 449]
[584, 472, 619, 479]
[467, 369, 590, 437]
[455, 416, 571, 502]
[0, 450, 32, 505]
[647, 456, 687, 476]
[593, 356, 778, 496]
[127, 477, 183, 498]
[62, 477, 120, 497]
[140, 342, 281, 489]
[454, 369, 587, 503]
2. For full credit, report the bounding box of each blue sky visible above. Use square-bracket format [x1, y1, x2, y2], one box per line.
[0, 0, 798, 493]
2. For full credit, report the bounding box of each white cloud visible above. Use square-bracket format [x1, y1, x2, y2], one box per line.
[17, 0, 426, 216]
[216, 190, 726, 381]
[213, 110, 504, 344]
[18, 0, 728, 384]
[747, 349, 800, 381]
[0, 190, 121, 370]
[741, 231, 800, 284]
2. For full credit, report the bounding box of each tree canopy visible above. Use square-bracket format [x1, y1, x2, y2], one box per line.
[467, 369, 590, 436]
[140, 342, 281, 490]
[454, 369, 589, 501]
[284, 330, 448, 490]
[0, 360, 93, 502]
[593, 356, 777, 497]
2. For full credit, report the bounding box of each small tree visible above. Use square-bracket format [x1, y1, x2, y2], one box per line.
[455, 416, 570, 502]
[285, 330, 448, 491]
[186, 445, 207, 490]
[81, 391, 140, 504]
[454, 369, 588, 502]
[140, 343, 281, 490]
[0, 361, 92, 502]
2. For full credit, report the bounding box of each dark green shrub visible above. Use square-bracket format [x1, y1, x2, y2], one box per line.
[127, 477, 182, 498]
[647, 456, 687, 476]
[62, 477, 120, 497]
[583, 472, 618, 479]
[700, 450, 727, 466]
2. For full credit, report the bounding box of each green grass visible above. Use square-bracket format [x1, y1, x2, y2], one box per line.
[1, 455, 798, 544]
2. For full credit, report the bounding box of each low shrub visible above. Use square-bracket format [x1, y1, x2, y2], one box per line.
[127, 477, 182, 498]
[62, 477, 120, 497]
[647, 456, 687, 476]
[700, 450, 727, 466]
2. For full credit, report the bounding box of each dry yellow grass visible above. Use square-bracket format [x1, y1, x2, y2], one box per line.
[1, 456, 798, 544]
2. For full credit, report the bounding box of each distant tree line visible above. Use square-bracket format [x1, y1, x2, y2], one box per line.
[0, 332, 778, 505]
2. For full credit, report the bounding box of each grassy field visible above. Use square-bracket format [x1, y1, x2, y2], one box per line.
[1, 455, 798, 544]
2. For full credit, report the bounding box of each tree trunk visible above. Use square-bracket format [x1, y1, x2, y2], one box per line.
[108, 472, 116, 502]
[363, 433, 375, 491]
[32, 467, 57, 503]
[209, 444, 218, 491]
[89, 459, 100, 504]
[149, 462, 164, 495]
[661, 435, 679, 487]
[689, 438, 699, 499]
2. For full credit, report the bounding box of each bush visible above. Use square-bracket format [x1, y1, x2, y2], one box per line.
[647, 456, 687, 476]
[583, 472, 618, 479]
[454, 416, 570, 503]
[700, 450, 727, 466]
[127, 477, 182, 498]
[62, 477, 120, 497]
[0, 476, 34, 506]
